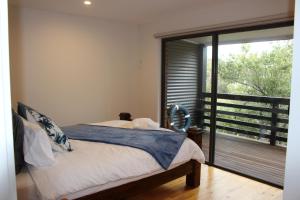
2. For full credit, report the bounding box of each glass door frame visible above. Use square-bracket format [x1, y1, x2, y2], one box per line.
[161, 20, 294, 188]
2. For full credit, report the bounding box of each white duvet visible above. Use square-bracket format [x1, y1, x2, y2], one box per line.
[27, 120, 205, 200]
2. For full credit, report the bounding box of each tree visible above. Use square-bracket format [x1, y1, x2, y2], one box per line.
[218, 41, 293, 97]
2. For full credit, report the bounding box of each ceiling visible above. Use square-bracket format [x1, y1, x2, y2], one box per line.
[9, 0, 216, 24]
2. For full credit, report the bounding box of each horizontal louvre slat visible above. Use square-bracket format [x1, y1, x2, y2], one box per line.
[167, 92, 198, 97]
[167, 64, 201, 68]
[166, 60, 200, 65]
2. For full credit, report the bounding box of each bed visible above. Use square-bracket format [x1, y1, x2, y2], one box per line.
[15, 118, 205, 200]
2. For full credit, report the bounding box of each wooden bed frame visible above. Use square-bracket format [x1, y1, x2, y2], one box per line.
[75, 127, 202, 200]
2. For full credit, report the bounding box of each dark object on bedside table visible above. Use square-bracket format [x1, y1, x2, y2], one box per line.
[119, 112, 132, 121]
[187, 127, 203, 149]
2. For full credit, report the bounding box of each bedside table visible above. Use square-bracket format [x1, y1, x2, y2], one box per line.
[187, 127, 204, 149]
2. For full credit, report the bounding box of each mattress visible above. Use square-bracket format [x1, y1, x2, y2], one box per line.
[19, 121, 205, 200]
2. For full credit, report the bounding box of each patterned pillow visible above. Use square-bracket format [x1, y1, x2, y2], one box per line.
[18, 102, 72, 151]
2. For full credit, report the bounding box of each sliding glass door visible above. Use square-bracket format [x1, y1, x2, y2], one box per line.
[161, 22, 293, 187]
[215, 27, 293, 186]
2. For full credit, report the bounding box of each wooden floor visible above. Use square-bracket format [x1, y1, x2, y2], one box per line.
[202, 133, 286, 186]
[129, 164, 282, 200]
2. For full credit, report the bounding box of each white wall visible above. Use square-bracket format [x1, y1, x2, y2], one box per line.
[0, 0, 17, 200]
[9, 7, 141, 126]
[284, 0, 300, 199]
[138, 0, 294, 121]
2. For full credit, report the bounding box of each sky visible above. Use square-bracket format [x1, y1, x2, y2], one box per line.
[206, 40, 292, 59]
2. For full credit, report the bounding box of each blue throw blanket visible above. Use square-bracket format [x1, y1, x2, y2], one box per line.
[62, 125, 186, 169]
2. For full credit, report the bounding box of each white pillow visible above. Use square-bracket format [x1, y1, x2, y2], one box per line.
[22, 119, 55, 167]
[132, 118, 160, 130]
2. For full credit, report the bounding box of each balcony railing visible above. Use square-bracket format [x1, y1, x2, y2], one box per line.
[200, 93, 290, 146]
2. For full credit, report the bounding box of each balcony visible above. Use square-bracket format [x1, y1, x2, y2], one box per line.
[199, 93, 289, 186]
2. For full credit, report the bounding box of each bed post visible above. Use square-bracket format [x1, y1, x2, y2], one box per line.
[186, 160, 201, 187]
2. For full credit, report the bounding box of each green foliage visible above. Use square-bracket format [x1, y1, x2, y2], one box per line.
[218, 41, 293, 97]
[205, 40, 293, 146]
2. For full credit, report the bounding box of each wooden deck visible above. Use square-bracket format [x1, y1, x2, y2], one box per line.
[202, 133, 286, 186]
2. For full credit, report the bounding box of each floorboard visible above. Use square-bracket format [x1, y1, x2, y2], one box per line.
[128, 165, 282, 200]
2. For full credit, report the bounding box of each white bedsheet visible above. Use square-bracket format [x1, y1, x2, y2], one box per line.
[26, 121, 205, 200]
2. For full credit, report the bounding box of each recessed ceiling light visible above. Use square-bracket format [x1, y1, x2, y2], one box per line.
[83, 0, 92, 6]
